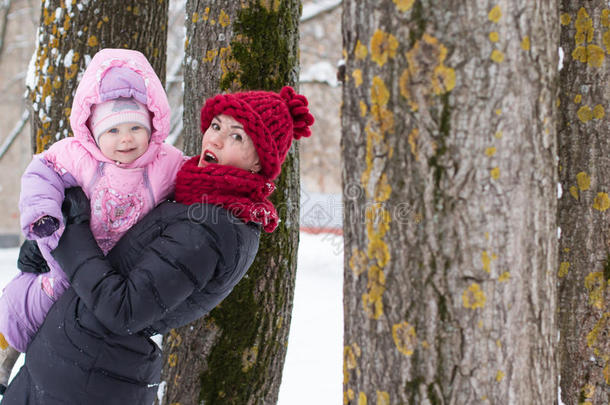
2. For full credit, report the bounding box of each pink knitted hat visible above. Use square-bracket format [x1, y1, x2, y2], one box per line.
[89, 97, 151, 143]
[200, 86, 315, 180]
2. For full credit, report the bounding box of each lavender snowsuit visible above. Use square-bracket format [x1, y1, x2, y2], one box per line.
[0, 49, 184, 352]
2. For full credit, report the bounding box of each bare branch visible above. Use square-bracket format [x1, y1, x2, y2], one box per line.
[0, 109, 29, 160]
[300, 0, 341, 23]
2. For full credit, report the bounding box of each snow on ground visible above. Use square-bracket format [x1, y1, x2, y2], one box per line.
[0, 232, 344, 404]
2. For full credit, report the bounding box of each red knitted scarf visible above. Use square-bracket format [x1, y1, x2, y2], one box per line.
[174, 156, 278, 232]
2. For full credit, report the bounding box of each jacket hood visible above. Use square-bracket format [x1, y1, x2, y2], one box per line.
[69, 48, 170, 168]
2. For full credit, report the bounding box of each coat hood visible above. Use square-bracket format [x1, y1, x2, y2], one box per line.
[69, 48, 170, 168]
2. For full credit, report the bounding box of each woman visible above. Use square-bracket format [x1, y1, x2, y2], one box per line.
[2, 86, 314, 404]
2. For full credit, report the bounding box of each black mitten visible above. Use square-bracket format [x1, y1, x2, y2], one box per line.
[62, 187, 91, 225]
[17, 239, 50, 274]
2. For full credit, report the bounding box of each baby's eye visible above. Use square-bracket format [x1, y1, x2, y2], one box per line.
[131, 125, 142, 131]
[231, 133, 243, 142]
[108, 128, 119, 134]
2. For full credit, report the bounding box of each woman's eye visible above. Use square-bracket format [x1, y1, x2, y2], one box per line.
[231, 133, 243, 142]
[211, 123, 220, 130]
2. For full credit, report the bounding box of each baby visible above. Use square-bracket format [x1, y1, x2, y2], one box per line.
[0, 48, 184, 392]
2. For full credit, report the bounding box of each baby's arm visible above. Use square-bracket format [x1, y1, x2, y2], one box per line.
[19, 143, 79, 241]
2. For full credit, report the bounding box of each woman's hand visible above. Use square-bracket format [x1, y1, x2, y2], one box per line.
[61, 187, 90, 225]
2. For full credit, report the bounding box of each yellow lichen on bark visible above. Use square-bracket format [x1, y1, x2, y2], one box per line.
[521, 36, 531, 51]
[401, 34, 455, 110]
[349, 248, 368, 276]
[358, 392, 367, 405]
[569, 186, 579, 200]
[360, 101, 368, 117]
[602, 9, 610, 27]
[393, 0, 414, 12]
[482, 251, 491, 273]
[491, 49, 505, 63]
[488, 5, 502, 23]
[574, 7, 594, 45]
[586, 313, 609, 356]
[574, 94, 582, 104]
[560, 13, 571, 26]
[593, 104, 605, 119]
[241, 345, 259, 372]
[498, 272, 510, 282]
[558, 262, 570, 278]
[490, 167, 500, 180]
[408, 128, 419, 161]
[593, 192, 610, 211]
[392, 321, 417, 356]
[577, 105, 593, 122]
[462, 283, 486, 309]
[355, 40, 368, 60]
[576, 171, 591, 191]
[370, 29, 399, 67]
[489, 31, 499, 42]
[604, 31, 610, 54]
[584, 272, 606, 309]
[485, 146, 496, 156]
[203, 48, 219, 63]
[219, 10, 230, 27]
[496, 370, 505, 382]
[376, 391, 390, 405]
[352, 69, 363, 87]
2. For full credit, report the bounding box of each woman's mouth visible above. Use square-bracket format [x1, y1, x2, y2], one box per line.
[203, 150, 218, 164]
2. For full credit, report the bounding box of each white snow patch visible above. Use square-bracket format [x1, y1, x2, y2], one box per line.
[557, 182, 562, 199]
[558, 47, 564, 71]
[64, 49, 75, 68]
[25, 50, 38, 90]
[557, 227, 561, 240]
[300, 60, 338, 87]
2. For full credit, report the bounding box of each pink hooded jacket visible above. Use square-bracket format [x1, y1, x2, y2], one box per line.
[1, 49, 184, 352]
[22, 48, 184, 253]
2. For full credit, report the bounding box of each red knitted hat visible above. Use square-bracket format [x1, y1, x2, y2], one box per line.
[200, 86, 314, 180]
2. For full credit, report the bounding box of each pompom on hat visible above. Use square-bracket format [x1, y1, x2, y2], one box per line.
[200, 86, 315, 180]
[89, 97, 151, 144]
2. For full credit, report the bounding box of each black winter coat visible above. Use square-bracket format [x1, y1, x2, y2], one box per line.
[3, 199, 260, 404]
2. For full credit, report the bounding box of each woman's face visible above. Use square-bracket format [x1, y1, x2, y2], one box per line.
[199, 114, 261, 172]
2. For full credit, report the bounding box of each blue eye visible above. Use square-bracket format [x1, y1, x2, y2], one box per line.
[108, 128, 119, 134]
[131, 125, 142, 131]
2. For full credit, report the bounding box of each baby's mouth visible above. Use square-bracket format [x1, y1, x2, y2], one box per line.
[203, 150, 218, 164]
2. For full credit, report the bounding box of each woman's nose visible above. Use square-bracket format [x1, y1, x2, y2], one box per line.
[209, 131, 224, 148]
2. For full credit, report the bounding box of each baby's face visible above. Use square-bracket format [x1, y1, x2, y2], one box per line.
[199, 114, 261, 173]
[97, 122, 150, 164]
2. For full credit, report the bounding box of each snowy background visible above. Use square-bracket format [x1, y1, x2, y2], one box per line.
[0, 231, 344, 405]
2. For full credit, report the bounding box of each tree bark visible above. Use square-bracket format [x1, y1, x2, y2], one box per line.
[27, 0, 168, 152]
[160, 1, 302, 404]
[342, 1, 558, 403]
[558, 2, 610, 404]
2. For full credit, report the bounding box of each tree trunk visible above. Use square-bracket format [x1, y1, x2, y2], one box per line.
[27, 0, 168, 152]
[160, 1, 302, 404]
[342, 1, 558, 403]
[558, 2, 610, 404]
